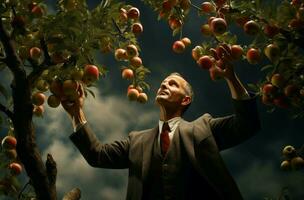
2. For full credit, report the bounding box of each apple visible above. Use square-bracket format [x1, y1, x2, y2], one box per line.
[288, 18, 304, 29]
[71, 69, 84, 81]
[1, 136, 17, 149]
[280, 160, 291, 171]
[127, 7, 140, 19]
[243, 20, 260, 35]
[290, 156, 304, 170]
[31, 5, 44, 17]
[214, 0, 226, 7]
[246, 48, 260, 64]
[83, 64, 99, 83]
[263, 24, 279, 38]
[51, 52, 67, 64]
[200, 24, 213, 36]
[130, 56, 142, 68]
[122, 68, 134, 79]
[127, 88, 139, 101]
[181, 37, 191, 47]
[9, 163, 22, 175]
[264, 44, 280, 62]
[209, 66, 223, 81]
[291, 0, 302, 6]
[50, 80, 63, 97]
[62, 80, 78, 95]
[29, 47, 42, 60]
[201, 2, 215, 13]
[284, 84, 298, 97]
[4, 149, 17, 160]
[172, 41, 185, 53]
[162, 1, 173, 12]
[261, 94, 273, 105]
[11, 16, 26, 29]
[262, 83, 276, 95]
[210, 18, 227, 35]
[119, 8, 128, 21]
[282, 145, 296, 158]
[132, 23, 143, 35]
[126, 44, 139, 58]
[18, 46, 30, 60]
[231, 45, 243, 60]
[33, 105, 44, 116]
[191, 46, 203, 61]
[271, 73, 285, 88]
[168, 17, 182, 30]
[35, 79, 49, 92]
[32, 92, 46, 106]
[137, 92, 148, 103]
[128, 84, 143, 93]
[235, 16, 250, 27]
[273, 96, 289, 109]
[114, 48, 128, 61]
[197, 55, 214, 69]
[180, 0, 190, 10]
[47, 95, 61, 108]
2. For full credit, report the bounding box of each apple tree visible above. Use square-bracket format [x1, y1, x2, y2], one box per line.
[0, 0, 150, 199]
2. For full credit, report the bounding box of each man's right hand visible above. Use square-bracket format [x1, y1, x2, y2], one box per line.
[61, 82, 87, 128]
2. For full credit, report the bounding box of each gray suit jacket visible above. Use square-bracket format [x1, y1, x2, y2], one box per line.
[70, 96, 260, 200]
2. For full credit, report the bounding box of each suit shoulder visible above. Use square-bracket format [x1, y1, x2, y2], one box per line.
[128, 127, 155, 138]
[192, 113, 213, 124]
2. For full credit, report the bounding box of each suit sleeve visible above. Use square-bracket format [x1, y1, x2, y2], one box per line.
[69, 123, 130, 169]
[208, 94, 261, 151]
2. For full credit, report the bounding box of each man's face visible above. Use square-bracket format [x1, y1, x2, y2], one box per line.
[155, 75, 189, 108]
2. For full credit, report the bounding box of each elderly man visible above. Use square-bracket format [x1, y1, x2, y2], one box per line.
[62, 55, 260, 200]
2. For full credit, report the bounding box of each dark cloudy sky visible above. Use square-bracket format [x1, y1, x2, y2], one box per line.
[1, 0, 304, 199]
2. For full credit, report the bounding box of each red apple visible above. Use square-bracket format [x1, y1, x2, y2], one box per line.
[201, 2, 215, 13]
[162, 0, 173, 12]
[246, 48, 260, 64]
[9, 163, 22, 175]
[261, 94, 273, 105]
[180, 0, 190, 10]
[288, 18, 304, 29]
[119, 8, 128, 21]
[137, 92, 148, 103]
[50, 79, 63, 97]
[264, 44, 280, 62]
[271, 73, 285, 88]
[201, 24, 213, 36]
[130, 56, 142, 68]
[126, 44, 139, 58]
[243, 20, 260, 35]
[32, 92, 46, 106]
[31, 5, 44, 17]
[263, 24, 279, 38]
[51, 52, 68, 64]
[127, 7, 140, 19]
[273, 96, 289, 109]
[262, 83, 276, 95]
[47, 95, 61, 108]
[181, 37, 191, 47]
[235, 16, 250, 27]
[168, 17, 182, 30]
[4, 149, 17, 160]
[83, 64, 99, 83]
[62, 80, 79, 96]
[127, 88, 139, 101]
[172, 41, 185, 53]
[114, 48, 128, 61]
[290, 156, 304, 170]
[122, 68, 134, 79]
[132, 23, 143, 35]
[11, 16, 26, 29]
[29, 47, 42, 60]
[210, 18, 227, 35]
[1, 136, 17, 150]
[214, 0, 226, 7]
[284, 84, 298, 97]
[197, 55, 214, 69]
[280, 160, 291, 171]
[231, 45, 243, 60]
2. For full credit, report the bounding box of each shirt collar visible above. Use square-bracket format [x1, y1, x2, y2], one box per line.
[158, 117, 181, 133]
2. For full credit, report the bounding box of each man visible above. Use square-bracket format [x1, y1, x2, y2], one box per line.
[62, 51, 260, 200]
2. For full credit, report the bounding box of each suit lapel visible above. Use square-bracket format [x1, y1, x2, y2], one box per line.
[141, 126, 158, 181]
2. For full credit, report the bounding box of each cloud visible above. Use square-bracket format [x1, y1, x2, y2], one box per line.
[35, 88, 157, 199]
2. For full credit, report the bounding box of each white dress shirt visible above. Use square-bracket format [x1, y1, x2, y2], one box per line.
[158, 117, 181, 146]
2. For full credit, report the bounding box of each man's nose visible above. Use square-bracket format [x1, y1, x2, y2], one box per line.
[160, 82, 168, 89]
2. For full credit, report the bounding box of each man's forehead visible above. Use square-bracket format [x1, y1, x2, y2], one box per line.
[162, 75, 186, 83]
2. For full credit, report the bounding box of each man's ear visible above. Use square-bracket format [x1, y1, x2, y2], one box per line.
[181, 96, 191, 106]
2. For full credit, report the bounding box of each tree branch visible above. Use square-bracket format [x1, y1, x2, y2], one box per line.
[0, 103, 14, 119]
[62, 188, 81, 200]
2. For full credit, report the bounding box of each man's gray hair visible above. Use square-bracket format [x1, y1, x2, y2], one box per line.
[169, 72, 194, 114]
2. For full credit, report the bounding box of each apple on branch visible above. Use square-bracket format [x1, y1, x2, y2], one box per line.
[172, 40, 185, 53]
[83, 64, 100, 84]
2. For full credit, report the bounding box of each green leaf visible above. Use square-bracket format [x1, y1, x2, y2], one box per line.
[0, 84, 8, 100]
[86, 88, 96, 98]
[261, 65, 273, 72]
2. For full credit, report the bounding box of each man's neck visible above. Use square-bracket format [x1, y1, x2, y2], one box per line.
[159, 106, 182, 121]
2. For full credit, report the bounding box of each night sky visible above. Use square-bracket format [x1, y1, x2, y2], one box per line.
[1, 0, 304, 199]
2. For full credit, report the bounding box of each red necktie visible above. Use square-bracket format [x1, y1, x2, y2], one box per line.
[160, 122, 170, 156]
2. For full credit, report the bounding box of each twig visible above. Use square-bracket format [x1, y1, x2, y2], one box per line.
[17, 180, 31, 200]
[0, 103, 14, 119]
[190, 2, 201, 12]
[111, 18, 126, 40]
